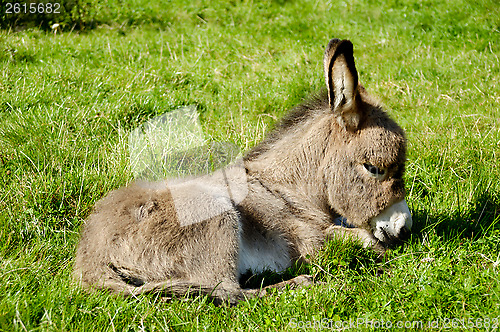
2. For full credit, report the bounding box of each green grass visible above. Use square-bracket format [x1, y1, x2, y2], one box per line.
[1, 0, 499, 330]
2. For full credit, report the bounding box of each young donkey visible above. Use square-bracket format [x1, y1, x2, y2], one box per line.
[74, 39, 413, 304]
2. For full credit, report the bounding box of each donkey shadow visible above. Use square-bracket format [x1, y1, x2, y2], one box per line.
[410, 190, 500, 243]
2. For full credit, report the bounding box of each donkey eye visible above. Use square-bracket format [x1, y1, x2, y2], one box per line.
[363, 163, 386, 179]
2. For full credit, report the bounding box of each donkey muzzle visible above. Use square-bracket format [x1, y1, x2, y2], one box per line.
[370, 199, 413, 246]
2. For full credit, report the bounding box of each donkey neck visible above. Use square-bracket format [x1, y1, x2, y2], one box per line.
[243, 112, 334, 204]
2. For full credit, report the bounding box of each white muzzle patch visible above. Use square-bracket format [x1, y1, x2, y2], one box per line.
[370, 199, 413, 244]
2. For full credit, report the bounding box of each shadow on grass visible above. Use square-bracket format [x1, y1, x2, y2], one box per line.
[411, 190, 500, 242]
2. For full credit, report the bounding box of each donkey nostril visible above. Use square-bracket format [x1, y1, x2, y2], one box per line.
[398, 227, 411, 242]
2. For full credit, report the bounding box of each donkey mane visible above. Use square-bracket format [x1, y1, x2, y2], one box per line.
[244, 89, 329, 161]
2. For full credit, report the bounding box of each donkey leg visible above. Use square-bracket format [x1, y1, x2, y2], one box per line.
[244, 275, 315, 298]
[325, 225, 386, 254]
[91, 273, 246, 306]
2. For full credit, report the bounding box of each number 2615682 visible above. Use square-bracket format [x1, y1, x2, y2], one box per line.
[5, 2, 61, 14]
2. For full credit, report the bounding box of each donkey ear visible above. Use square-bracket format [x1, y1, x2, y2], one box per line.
[323, 39, 362, 131]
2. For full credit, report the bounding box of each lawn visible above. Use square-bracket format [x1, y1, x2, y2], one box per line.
[1, 0, 499, 330]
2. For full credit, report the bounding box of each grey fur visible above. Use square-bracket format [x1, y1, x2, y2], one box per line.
[74, 39, 410, 305]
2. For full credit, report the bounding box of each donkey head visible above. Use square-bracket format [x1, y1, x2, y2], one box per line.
[323, 39, 412, 246]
